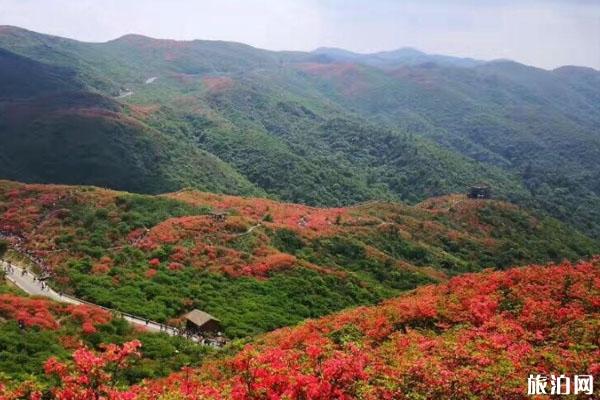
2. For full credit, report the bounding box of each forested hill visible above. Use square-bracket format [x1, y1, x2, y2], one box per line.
[0, 26, 599, 237]
[0, 181, 597, 338]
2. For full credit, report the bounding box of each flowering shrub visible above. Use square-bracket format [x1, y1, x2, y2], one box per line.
[148, 258, 160, 267]
[168, 262, 184, 271]
[136, 258, 600, 399]
[0, 295, 59, 330]
[43, 340, 142, 400]
[145, 269, 157, 278]
[65, 305, 112, 335]
[0, 342, 141, 400]
[91, 264, 111, 274]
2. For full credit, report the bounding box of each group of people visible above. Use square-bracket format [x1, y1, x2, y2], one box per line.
[151, 321, 226, 347]
[33, 275, 50, 291]
[1, 231, 54, 279]
[1, 260, 52, 292]
[0, 260, 25, 277]
[2, 261, 14, 274]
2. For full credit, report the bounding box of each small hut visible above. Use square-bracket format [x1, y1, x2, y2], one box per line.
[209, 211, 228, 222]
[183, 309, 221, 335]
[467, 184, 491, 199]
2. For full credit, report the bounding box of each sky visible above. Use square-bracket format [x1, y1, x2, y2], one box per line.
[0, 0, 598, 69]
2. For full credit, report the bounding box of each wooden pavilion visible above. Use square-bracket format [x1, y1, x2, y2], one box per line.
[467, 184, 492, 199]
[183, 309, 221, 336]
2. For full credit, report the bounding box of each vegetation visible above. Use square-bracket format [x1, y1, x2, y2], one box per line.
[0, 239, 7, 259]
[0, 181, 597, 339]
[0, 27, 598, 236]
[2, 258, 598, 398]
[0, 26, 598, 399]
[0, 279, 214, 389]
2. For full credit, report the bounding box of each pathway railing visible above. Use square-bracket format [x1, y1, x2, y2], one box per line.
[0, 259, 228, 345]
[0, 234, 227, 347]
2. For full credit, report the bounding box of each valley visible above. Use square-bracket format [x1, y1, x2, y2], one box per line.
[0, 26, 598, 237]
[0, 21, 598, 399]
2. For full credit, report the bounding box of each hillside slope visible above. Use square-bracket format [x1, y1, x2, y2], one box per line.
[294, 60, 600, 235]
[0, 26, 598, 237]
[3, 258, 597, 399]
[0, 277, 214, 386]
[138, 258, 600, 399]
[0, 45, 260, 196]
[0, 181, 596, 338]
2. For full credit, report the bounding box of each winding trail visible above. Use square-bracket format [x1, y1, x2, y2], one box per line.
[116, 90, 133, 99]
[236, 223, 262, 237]
[1, 260, 181, 337]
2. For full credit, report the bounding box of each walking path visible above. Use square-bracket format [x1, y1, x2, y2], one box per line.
[236, 223, 262, 237]
[1, 260, 181, 336]
[116, 90, 134, 99]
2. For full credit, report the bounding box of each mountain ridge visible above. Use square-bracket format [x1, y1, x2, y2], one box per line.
[3, 25, 597, 71]
[0, 26, 599, 238]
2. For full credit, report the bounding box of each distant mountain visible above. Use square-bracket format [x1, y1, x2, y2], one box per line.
[312, 46, 483, 68]
[0, 26, 599, 237]
[291, 57, 600, 236]
[0, 34, 261, 196]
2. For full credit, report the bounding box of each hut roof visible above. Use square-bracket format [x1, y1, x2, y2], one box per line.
[210, 210, 228, 216]
[183, 309, 220, 327]
[470, 183, 491, 189]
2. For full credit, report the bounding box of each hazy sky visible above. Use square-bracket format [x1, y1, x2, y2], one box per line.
[0, 0, 598, 69]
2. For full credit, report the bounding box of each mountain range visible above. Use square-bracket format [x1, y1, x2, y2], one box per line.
[0, 25, 599, 239]
[0, 25, 599, 398]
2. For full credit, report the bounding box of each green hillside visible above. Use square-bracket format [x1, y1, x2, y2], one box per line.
[1, 181, 597, 338]
[288, 60, 600, 236]
[0, 43, 260, 196]
[0, 26, 598, 237]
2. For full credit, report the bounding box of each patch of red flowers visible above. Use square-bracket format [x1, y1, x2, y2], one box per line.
[167, 192, 348, 236]
[240, 253, 297, 278]
[0, 295, 58, 330]
[137, 258, 600, 399]
[0, 258, 598, 399]
[0, 294, 111, 334]
[168, 262, 184, 271]
[65, 304, 112, 334]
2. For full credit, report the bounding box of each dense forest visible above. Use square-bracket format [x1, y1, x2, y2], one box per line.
[0, 26, 598, 237]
